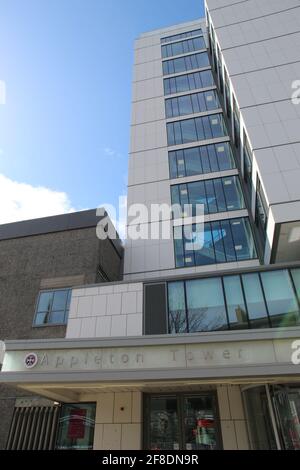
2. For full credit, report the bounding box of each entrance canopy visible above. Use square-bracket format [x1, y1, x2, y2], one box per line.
[1, 329, 300, 401]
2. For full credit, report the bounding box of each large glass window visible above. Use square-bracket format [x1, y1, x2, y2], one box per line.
[169, 142, 235, 179]
[56, 403, 96, 450]
[163, 52, 210, 76]
[164, 70, 214, 95]
[34, 288, 71, 326]
[255, 175, 268, 240]
[233, 96, 240, 149]
[242, 273, 269, 328]
[168, 281, 187, 333]
[224, 69, 231, 119]
[167, 268, 300, 334]
[162, 37, 206, 58]
[291, 268, 300, 301]
[173, 217, 257, 267]
[243, 131, 253, 200]
[223, 275, 248, 329]
[165, 90, 220, 118]
[260, 270, 300, 327]
[167, 114, 227, 146]
[186, 278, 228, 331]
[171, 175, 245, 216]
[161, 28, 203, 44]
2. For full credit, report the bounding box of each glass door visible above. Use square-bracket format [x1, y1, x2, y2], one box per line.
[183, 395, 218, 450]
[272, 386, 300, 450]
[144, 392, 221, 450]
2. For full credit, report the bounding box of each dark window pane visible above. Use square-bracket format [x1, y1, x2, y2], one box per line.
[165, 99, 173, 118]
[181, 119, 197, 144]
[207, 144, 218, 172]
[178, 95, 193, 116]
[202, 116, 213, 140]
[216, 143, 234, 171]
[194, 223, 215, 265]
[223, 276, 248, 329]
[173, 122, 182, 145]
[164, 79, 171, 95]
[201, 70, 214, 87]
[242, 273, 269, 328]
[174, 57, 186, 73]
[176, 75, 189, 93]
[195, 116, 205, 141]
[223, 176, 244, 211]
[169, 151, 178, 178]
[210, 114, 226, 138]
[291, 269, 300, 302]
[188, 73, 196, 90]
[163, 61, 169, 75]
[211, 221, 226, 263]
[172, 41, 184, 56]
[204, 180, 217, 213]
[168, 282, 187, 333]
[260, 270, 300, 327]
[230, 218, 257, 260]
[214, 179, 227, 212]
[167, 123, 175, 146]
[50, 311, 65, 324]
[35, 312, 49, 325]
[188, 181, 206, 215]
[219, 219, 236, 262]
[185, 147, 202, 176]
[176, 149, 185, 177]
[169, 78, 177, 94]
[186, 278, 227, 332]
[37, 292, 53, 313]
[52, 290, 69, 311]
[199, 145, 211, 173]
[174, 226, 185, 267]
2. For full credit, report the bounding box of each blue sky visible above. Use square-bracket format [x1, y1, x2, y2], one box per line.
[0, 0, 204, 224]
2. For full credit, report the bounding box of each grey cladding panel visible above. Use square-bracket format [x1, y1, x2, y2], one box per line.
[144, 283, 167, 335]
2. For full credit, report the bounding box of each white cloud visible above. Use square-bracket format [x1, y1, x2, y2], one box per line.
[0, 173, 76, 224]
[103, 147, 123, 159]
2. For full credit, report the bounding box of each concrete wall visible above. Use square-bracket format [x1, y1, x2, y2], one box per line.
[0, 221, 122, 449]
[81, 391, 142, 450]
[67, 282, 143, 338]
[217, 385, 249, 450]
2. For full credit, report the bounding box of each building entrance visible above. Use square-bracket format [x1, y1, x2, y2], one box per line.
[144, 392, 222, 450]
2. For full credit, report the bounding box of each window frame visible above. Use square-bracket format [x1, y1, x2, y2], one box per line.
[33, 287, 72, 327]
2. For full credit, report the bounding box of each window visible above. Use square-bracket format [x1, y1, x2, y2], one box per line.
[173, 217, 257, 267]
[243, 131, 253, 200]
[161, 28, 203, 44]
[242, 273, 269, 328]
[34, 288, 71, 326]
[171, 175, 245, 216]
[233, 96, 240, 149]
[162, 37, 206, 58]
[224, 69, 231, 119]
[216, 45, 224, 95]
[255, 175, 268, 239]
[167, 268, 300, 334]
[260, 270, 300, 327]
[223, 276, 248, 329]
[291, 268, 300, 302]
[167, 114, 227, 146]
[164, 70, 214, 95]
[165, 90, 220, 118]
[186, 278, 228, 331]
[162, 52, 210, 76]
[168, 281, 187, 333]
[56, 403, 96, 450]
[169, 142, 235, 179]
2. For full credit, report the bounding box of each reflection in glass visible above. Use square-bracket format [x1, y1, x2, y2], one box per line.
[184, 395, 218, 450]
[242, 273, 269, 328]
[149, 396, 179, 450]
[56, 403, 96, 450]
[223, 276, 248, 329]
[168, 282, 187, 333]
[186, 278, 227, 332]
[260, 270, 300, 327]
